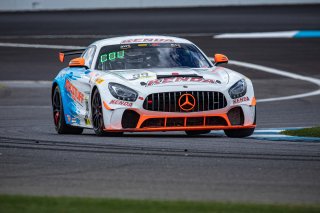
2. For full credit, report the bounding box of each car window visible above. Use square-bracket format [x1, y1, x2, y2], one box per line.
[82, 46, 96, 68]
[95, 43, 212, 71]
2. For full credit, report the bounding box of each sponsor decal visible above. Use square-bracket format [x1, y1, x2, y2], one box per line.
[85, 118, 91, 125]
[147, 77, 217, 86]
[66, 114, 71, 122]
[95, 78, 104, 84]
[109, 99, 133, 107]
[233, 96, 250, 104]
[65, 79, 84, 103]
[89, 72, 101, 84]
[71, 117, 81, 125]
[66, 114, 81, 125]
[121, 38, 175, 44]
[171, 43, 181, 48]
[120, 44, 131, 49]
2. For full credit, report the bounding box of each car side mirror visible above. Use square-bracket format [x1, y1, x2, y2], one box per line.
[214, 54, 228, 66]
[69, 57, 88, 69]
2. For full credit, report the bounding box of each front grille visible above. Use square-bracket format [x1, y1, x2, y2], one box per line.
[143, 91, 227, 112]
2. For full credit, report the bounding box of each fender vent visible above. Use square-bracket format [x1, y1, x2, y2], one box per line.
[121, 110, 140, 128]
[227, 107, 244, 126]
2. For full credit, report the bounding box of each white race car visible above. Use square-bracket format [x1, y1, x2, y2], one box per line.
[52, 35, 256, 137]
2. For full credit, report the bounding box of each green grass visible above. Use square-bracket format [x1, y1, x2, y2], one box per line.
[0, 195, 319, 213]
[281, 127, 320, 138]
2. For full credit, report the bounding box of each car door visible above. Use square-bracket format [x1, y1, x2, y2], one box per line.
[64, 46, 97, 127]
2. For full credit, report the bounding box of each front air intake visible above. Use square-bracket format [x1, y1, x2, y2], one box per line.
[227, 107, 244, 126]
[121, 110, 140, 128]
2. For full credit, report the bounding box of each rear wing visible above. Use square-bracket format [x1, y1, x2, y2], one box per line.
[59, 49, 86, 62]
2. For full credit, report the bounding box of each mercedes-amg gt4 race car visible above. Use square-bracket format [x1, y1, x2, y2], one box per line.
[52, 35, 256, 137]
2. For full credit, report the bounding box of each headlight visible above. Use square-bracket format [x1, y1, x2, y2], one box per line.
[108, 83, 138, 101]
[228, 79, 247, 99]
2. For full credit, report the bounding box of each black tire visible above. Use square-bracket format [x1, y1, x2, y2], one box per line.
[91, 89, 123, 137]
[52, 86, 83, 134]
[185, 130, 211, 136]
[224, 128, 255, 138]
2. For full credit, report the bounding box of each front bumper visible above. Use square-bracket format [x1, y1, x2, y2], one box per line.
[103, 104, 256, 132]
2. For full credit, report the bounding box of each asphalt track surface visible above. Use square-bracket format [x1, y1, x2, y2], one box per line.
[0, 5, 320, 204]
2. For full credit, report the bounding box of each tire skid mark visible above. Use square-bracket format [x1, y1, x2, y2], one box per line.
[1, 137, 319, 161]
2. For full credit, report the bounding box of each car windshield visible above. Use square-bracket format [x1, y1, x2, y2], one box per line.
[95, 43, 212, 71]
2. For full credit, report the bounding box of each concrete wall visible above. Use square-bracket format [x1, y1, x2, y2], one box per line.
[1, 0, 320, 12]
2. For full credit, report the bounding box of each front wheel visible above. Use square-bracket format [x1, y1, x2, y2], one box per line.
[224, 128, 255, 138]
[91, 89, 123, 137]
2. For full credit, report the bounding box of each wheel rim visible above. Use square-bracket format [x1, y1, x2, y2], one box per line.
[52, 89, 61, 126]
[92, 91, 103, 131]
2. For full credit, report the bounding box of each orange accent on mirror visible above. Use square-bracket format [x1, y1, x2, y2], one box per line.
[69, 58, 85, 67]
[214, 54, 228, 64]
[59, 53, 65, 62]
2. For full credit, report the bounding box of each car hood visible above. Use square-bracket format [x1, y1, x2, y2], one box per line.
[108, 67, 230, 87]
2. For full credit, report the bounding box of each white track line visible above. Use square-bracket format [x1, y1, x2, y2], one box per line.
[0, 80, 51, 88]
[0, 33, 216, 39]
[0, 106, 51, 109]
[0, 42, 84, 50]
[229, 60, 320, 102]
[207, 57, 320, 102]
[214, 31, 298, 39]
[0, 42, 319, 103]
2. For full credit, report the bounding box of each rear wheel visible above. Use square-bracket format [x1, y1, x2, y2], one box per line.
[91, 89, 123, 137]
[185, 130, 211, 136]
[52, 86, 83, 134]
[224, 128, 255, 138]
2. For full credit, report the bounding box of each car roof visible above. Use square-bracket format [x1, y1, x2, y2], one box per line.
[90, 35, 193, 48]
